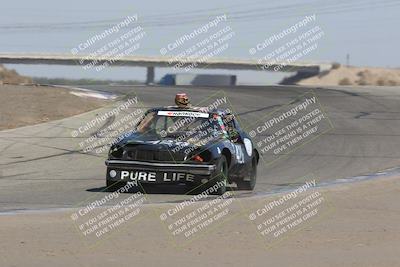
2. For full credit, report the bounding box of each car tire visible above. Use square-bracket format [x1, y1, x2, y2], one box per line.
[236, 156, 257, 190]
[211, 155, 228, 195]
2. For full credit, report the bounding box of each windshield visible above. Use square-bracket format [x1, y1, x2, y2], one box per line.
[136, 110, 227, 138]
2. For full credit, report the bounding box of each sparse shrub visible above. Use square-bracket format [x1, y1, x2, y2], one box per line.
[358, 79, 369, 86]
[338, 78, 352, 85]
[377, 79, 386, 86]
[332, 62, 341, 69]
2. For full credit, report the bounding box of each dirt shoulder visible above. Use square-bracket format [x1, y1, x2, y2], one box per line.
[0, 176, 399, 267]
[0, 84, 108, 130]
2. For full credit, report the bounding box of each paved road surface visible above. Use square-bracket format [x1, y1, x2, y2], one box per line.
[0, 85, 399, 211]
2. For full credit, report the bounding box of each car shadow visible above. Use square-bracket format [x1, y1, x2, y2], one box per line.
[86, 184, 235, 195]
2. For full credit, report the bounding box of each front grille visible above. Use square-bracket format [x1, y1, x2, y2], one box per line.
[126, 148, 186, 162]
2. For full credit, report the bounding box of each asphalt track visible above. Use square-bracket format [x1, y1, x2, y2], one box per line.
[0, 85, 400, 212]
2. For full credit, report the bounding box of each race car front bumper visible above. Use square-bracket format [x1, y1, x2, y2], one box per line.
[105, 160, 217, 184]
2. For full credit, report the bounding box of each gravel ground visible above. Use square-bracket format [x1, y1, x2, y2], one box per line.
[0, 84, 108, 130]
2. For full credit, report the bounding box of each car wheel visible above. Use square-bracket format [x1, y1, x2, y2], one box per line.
[236, 156, 257, 190]
[211, 155, 228, 195]
[106, 180, 127, 191]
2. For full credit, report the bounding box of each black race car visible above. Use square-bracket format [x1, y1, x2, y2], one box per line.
[105, 105, 259, 195]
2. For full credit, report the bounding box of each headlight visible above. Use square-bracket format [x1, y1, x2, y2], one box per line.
[109, 145, 123, 159]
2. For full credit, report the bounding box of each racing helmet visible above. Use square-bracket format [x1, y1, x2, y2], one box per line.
[175, 93, 190, 108]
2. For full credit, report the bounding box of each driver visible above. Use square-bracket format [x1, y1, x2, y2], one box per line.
[225, 114, 240, 143]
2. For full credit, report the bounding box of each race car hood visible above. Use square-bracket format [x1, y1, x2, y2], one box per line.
[114, 131, 223, 152]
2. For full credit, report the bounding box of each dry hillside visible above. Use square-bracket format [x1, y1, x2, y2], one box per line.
[0, 64, 32, 84]
[293, 66, 400, 86]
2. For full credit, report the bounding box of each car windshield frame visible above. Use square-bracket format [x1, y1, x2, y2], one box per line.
[136, 110, 228, 138]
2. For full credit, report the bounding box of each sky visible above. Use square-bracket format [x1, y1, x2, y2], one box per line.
[0, 0, 399, 84]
